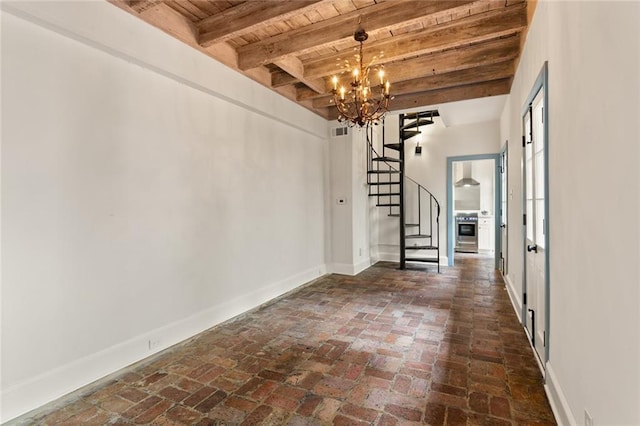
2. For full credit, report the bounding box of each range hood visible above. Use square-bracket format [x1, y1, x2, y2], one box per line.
[455, 162, 480, 187]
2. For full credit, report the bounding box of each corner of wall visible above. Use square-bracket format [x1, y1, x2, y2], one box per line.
[329, 258, 372, 276]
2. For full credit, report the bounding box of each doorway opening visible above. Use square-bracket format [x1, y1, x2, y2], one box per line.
[446, 154, 501, 269]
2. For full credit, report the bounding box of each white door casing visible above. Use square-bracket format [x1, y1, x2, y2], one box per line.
[500, 147, 508, 276]
[523, 88, 547, 366]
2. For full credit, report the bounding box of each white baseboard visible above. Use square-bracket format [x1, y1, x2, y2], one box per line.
[376, 250, 399, 262]
[329, 258, 371, 276]
[1, 264, 327, 423]
[545, 362, 577, 426]
[504, 274, 522, 322]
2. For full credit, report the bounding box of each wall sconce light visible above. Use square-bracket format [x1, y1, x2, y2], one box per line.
[415, 143, 422, 155]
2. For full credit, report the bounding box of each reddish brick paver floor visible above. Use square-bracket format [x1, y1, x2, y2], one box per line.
[11, 255, 556, 425]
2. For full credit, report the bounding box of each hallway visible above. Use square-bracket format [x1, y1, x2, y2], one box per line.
[12, 256, 556, 425]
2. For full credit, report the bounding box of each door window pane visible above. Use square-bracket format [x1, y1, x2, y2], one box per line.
[535, 151, 545, 199]
[536, 200, 545, 248]
[526, 200, 533, 240]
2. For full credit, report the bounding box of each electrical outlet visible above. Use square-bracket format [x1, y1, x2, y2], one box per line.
[148, 339, 162, 351]
[585, 409, 593, 426]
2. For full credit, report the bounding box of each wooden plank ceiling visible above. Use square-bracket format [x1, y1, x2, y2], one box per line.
[109, 0, 531, 120]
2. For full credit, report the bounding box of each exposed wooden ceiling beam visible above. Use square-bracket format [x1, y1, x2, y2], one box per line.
[272, 71, 299, 89]
[383, 34, 521, 83]
[325, 78, 512, 120]
[304, 3, 527, 79]
[295, 34, 520, 101]
[310, 60, 516, 108]
[236, 0, 475, 71]
[108, 0, 530, 120]
[198, 1, 324, 47]
[272, 57, 326, 94]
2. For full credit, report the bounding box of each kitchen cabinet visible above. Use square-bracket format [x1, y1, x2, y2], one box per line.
[478, 216, 494, 252]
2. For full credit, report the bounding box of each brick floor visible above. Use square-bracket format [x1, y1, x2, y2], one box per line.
[9, 255, 556, 425]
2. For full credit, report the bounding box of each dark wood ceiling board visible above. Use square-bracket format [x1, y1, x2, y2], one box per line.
[303, 8, 325, 24]
[310, 60, 516, 108]
[198, 1, 324, 47]
[391, 21, 427, 37]
[303, 4, 526, 78]
[313, 2, 342, 20]
[179, 1, 213, 20]
[165, 1, 204, 22]
[188, 1, 233, 16]
[287, 13, 315, 30]
[271, 21, 295, 36]
[236, 0, 475, 70]
[333, 0, 361, 15]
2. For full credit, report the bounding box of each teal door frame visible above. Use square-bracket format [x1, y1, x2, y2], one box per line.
[446, 153, 502, 269]
[521, 61, 550, 364]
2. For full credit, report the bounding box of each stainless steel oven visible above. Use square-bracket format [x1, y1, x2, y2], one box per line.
[455, 213, 478, 253]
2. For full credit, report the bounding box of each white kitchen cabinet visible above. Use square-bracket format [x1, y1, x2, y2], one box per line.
[478, 216, 494, 252]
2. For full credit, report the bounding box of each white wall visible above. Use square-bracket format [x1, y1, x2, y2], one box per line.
[377, 113, 501, 262]
[328, 124, 373, 275]
[500, 1, 640, 424]
[1, 3, 328, 422]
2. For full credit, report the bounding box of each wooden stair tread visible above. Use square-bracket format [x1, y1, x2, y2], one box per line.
[384, 143, 402, 151]
[406, 234, 431, 239]
[377, 203, 400, 207]
[368, 193, 401, 197]
[406, 245, 438, 250]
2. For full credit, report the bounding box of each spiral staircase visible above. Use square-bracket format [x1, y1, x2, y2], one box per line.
[366, 111, 441, 272]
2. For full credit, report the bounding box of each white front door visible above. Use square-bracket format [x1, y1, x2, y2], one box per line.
[523, 89, 547, 365]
